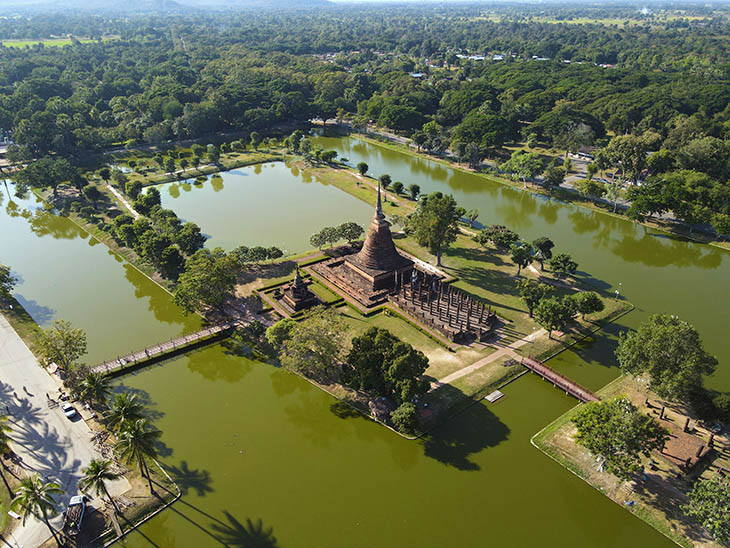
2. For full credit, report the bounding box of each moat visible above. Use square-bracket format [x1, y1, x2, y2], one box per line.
[2, 136, 728, 548]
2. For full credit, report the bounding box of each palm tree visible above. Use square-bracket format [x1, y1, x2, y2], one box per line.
[79, 458, 121, 514]
[0, 415, 14, 494]
[114, 419, 161, 494]
[78, 371, 111, 410]
[103, 393, 145, 432]
[11, 473, 64, 546]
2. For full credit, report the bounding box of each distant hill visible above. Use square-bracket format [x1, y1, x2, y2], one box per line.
[184, 0, 333, 7]
[2, 0, 332, 12]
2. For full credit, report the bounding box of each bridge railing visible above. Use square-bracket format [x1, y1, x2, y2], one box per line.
[92, 322, 234, 375]
[521, 357, 599, 403]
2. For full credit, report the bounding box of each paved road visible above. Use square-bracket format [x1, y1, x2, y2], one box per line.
[0, 313, 129, 548]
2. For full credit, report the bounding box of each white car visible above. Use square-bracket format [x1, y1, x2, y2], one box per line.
[61, 403, 77, 419]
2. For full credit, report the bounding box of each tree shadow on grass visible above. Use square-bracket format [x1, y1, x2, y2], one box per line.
[574, 270, 613, 292]
[444, 245, 507, 269]
[421, 385, 509, 471]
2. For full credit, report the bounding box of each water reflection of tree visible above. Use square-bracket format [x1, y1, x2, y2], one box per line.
[538, 199, 559, 225]
[185, 345, 254, 383]
[612, 233, 723, 269]
[211, 176, 224, 193]
[494, 191, 537, 232]
[26, 208, 82, 240]
[123, 264, 199, 328]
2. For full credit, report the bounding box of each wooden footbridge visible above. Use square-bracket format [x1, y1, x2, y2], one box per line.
[92, 321, 237, 376]
[521, 357, 600, 403]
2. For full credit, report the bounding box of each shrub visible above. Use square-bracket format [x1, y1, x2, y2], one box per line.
[390, 402, 420, 435]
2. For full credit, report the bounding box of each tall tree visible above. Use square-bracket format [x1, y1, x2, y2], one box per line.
[533, 296, 575, 338]
[278, 307, 349, 378]
[616, 314, 718, 401]
[532, 237, 554, 270]
[510, 241, 534, 275]
[342, 327, 429, 405]
[501, 151, 542, 187]
[114, 419, 161, 494]
[407, 184, 421, 201]
[465, 209, 479, 228]
[104, 393, 146, 433]
[36, 319, 87, 371]
[407, 192, 464, 266]
[337, 222, 364, 244]
[548, 253, 578, 278]
[572, 397, 669, 481]
[515, 279, 550, 318]
[174, 248, 239, 315]
[11, 474, 64, 547]
[0, 263, 17, 301]
[82, 185, 103, 209]
[571, 292, 604, 320]
[78, 371, 111, 410]
[80, 459, 122, 515]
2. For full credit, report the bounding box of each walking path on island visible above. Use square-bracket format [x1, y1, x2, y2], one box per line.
[105, 182, 140, 219]
[430, 327, 546, 390]
[0, 313, 130, 548]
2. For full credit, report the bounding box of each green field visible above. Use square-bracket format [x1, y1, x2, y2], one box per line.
[0, 36, 115, 48]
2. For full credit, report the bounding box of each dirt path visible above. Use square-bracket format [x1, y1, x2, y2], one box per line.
[105, 183, 140, 219]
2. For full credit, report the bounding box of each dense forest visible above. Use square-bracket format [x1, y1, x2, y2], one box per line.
[2, 3, 730, 233]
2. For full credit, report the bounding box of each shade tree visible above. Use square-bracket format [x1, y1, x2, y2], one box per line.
[615, 314, 717, 401]
[572, 397, 669, 482]
[407, 192, 464, 266]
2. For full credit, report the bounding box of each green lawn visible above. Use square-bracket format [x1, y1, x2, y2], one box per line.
[0, 36, 116, 47]
[103, 149, 281, 189]
[2, 296, 43, 357]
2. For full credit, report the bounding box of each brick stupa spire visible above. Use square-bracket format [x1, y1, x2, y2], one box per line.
[344, 182, 413, 288]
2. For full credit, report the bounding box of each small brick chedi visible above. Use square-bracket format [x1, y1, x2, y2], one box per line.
[281, 265, 319, 312]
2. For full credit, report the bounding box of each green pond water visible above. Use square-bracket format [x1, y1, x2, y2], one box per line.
[0, 133, 727, 547]
[155, 162, 373, 253]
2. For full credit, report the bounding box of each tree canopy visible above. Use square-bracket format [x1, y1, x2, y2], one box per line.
[407, 192, 464, 265]
[572, 397, 669, 481]
[615, 314, 718, 401]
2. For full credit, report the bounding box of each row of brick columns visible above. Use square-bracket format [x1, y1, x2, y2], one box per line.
[394, 270, 492, 331]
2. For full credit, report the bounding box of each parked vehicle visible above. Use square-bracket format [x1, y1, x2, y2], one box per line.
[62, 495, 85, 537]
[61, 403, 77, 419]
